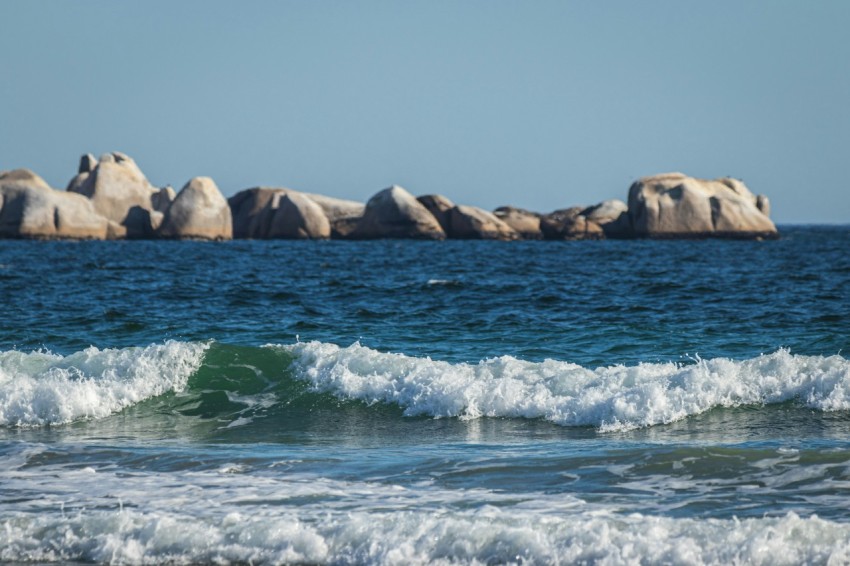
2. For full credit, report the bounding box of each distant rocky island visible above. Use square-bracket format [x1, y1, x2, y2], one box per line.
[0, 152, 778, 241]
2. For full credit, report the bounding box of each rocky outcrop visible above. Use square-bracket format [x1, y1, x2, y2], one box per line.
[66, 151, 171, 238]
[158, 177, 232, 240]
[493, 206, 543, 239]
[0, 169, 110, 239]
[417, 194, 455, 234]
[228, 187, 288, 239]
[540, 207, 603, 240]
[447, 205, 519, 240]
[301, 193, 364, 238]
[351, 186, 445, 240]
[267, 192, 331, 239]
[581, 199, 632, 238]
[0, 151, 785, 242]
[229, 187, 363, 239]
[628, 173, 777, 239]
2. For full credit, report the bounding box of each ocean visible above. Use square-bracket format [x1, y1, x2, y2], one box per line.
[1, 226, 849, 564]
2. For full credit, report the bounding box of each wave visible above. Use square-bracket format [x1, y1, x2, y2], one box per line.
[282, 342, 850, 431]
[0, 341, 208, 426]
[3, 511, 848, 565]
[1, 471, 847, 565]
[2, 340, 850, 430]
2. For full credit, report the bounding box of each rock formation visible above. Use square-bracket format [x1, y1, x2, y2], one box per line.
[417, 194, 455, 234]
[448, 205, 519, 240]
[228, 187, 288, 239]
[351, 186, 445, 240]
[0, 151, 785, 242]
[229, 188, 362, 239]
[493, 207, 543, 239]
[580, 199, 631, 238]
[628, 173, 777, 238]
[0, 169, 110, 239]
[66, 152, 173, 238]
[540, 207, 603, 240]
[267, 192, 331, 239]
[300, 193, 365, 238]
[158, 177, 232, 240]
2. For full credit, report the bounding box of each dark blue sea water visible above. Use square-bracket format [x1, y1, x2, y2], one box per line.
[1, 226, 849, 564]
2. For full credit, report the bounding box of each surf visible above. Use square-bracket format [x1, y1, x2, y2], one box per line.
[2, 340, 849, 432]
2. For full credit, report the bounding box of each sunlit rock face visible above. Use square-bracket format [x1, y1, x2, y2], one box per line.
[628, 173, 777, 239]
[158, 177, 232, 240]
[351, 185, 445, 240]
[66, 152, 172, 238]
[0, 169, 110, 239]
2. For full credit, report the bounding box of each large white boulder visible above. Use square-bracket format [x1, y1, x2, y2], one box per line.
[351, 185, 445, 240]
[628, 173, 777, 238]
[66, 151, 172, 238]
[158, 177, 232, 240]
[0, 169, 110, 239]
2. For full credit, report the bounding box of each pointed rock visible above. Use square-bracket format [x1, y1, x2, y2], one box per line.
[158, 177, 232, 240]
[67, 151, 164, 238]
[78, 153, 98, 174]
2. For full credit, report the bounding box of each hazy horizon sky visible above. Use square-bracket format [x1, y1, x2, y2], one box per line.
[2, 1, 848, 223]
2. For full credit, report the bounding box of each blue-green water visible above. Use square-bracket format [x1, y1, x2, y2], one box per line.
[1, 226, 849, 564]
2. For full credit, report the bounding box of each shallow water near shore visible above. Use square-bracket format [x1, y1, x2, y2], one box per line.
[1, 226, 850, 564]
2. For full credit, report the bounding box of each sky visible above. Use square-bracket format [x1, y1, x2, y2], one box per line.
[1, 1, 848, 223]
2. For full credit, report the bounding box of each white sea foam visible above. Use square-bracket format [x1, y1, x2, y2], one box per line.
[0, 341, 208, 426]
[426, 278, 460, 286]
[1, 464, 848, 565]
[282, 342, 850, 431]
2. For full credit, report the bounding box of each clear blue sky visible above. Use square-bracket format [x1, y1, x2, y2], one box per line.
[1, 1, 848, 223]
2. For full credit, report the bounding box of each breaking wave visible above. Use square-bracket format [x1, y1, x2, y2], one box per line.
[0, 471, 847, 565]
[0, 341, 208, 426]
[3, 340, 849, 431]
[282, 341, 850, 431]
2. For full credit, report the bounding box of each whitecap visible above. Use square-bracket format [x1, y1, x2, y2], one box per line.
[279, 342, 850, 431]
[0, 341, 209, 427]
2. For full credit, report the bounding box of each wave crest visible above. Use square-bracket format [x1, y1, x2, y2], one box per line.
[282, 342, 850, 431]
[0, 341, 209, 426]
